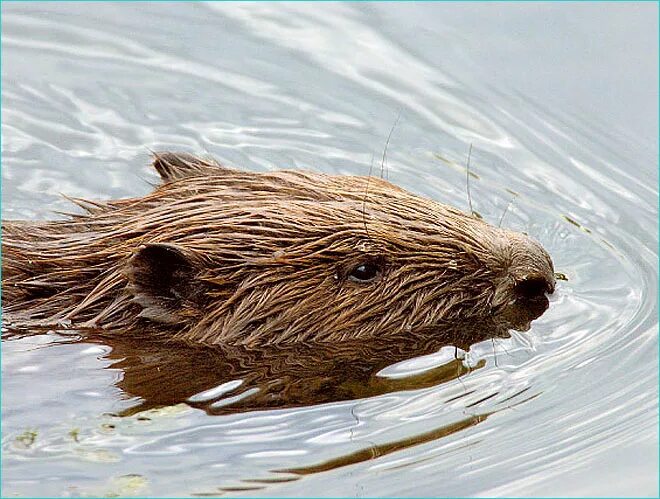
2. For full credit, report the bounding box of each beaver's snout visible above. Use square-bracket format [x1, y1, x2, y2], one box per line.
[514, 273, 554, 319]
[495, 273, 555, 332]
[514, 275, 555, 301]
[491, 233, 556, 332]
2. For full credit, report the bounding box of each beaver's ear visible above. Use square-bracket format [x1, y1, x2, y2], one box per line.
[151, 152, 227, 183]
[126, 243, 208, 324]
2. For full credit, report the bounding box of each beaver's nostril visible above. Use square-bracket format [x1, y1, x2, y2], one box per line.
[514, 277, 551, 301]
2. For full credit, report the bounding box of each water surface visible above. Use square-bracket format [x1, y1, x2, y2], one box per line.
[2, 3, 658, 497]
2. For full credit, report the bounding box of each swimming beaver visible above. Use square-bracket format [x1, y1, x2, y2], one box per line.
[2, 152, 555, 347]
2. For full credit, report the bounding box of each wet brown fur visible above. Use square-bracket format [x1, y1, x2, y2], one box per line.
[2, 153, 555, 347]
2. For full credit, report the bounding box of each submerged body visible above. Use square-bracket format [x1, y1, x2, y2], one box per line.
[2, 153, 555, 348]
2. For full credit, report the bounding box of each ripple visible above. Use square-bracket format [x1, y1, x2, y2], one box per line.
[2, 2, 657, 497]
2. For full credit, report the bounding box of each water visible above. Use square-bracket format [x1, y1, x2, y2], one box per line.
[2, 3, 658, 497]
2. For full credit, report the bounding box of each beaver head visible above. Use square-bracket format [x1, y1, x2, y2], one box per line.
[2, 153, 555, 348]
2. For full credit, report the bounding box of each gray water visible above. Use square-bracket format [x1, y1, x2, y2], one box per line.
[2, 2, 658, 497]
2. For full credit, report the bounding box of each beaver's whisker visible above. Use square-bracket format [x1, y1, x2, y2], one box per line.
[495, 338, 511, 359]
[491, 338, 499, 367]
[380, 111, 401, 181]
[498, 195, 516, 228]
[456, 353, 469, 395]
[361, 152, 376, 241]
[465, 143, 474, 216]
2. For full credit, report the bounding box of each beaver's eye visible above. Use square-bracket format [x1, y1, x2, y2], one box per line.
[348, 262, 381, 283]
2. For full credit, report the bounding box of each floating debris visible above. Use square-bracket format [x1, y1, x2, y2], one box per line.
[562, 214, 592, 234]
[14, 429, 38, 448]
[69, 428, 81, 443]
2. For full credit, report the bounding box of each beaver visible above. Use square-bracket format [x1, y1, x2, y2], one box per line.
[1, 152, 555, 348]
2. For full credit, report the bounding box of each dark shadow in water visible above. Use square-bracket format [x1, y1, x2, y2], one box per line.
[277, 412, 490, 475]
[4, 322, 525, 486]
[94, 323, 508, 490]
[189, 413, 495, 495]
[76, 322, 502, 416]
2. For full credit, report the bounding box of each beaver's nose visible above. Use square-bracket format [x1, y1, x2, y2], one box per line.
[510, 274, 554, 327]
[514, 275, 554, 302]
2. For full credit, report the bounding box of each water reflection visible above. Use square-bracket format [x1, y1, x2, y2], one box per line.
[98, 324, 493, 416]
